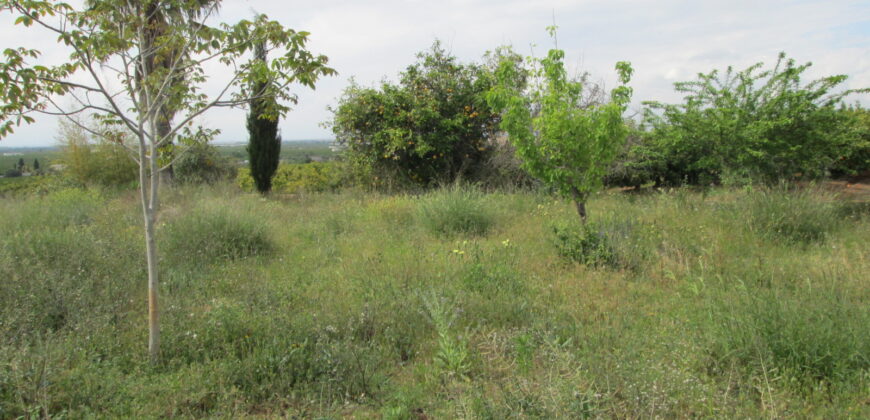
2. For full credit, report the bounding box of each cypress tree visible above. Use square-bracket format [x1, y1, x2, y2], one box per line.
[246, 40, 281, 194]
[33, 158, 40, 171]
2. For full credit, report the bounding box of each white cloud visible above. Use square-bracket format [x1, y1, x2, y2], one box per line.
[1, 0, 867, 147]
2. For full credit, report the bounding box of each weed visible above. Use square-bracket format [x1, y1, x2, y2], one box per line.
[419, 185, 494, 236]
[551, 221, 617, 267]
[421, 292, 471, 381]
[162, 203, 273, 265]
[745, 186, 843, 244]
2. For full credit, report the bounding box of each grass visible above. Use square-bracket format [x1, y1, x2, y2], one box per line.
[0, 184, 867, 418]
[418, 185, 495, 237]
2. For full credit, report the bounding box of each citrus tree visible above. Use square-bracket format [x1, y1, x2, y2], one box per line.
[486, 30, 633, 222]
[0, 0, 335, 361]
[330, 42, 502, 187]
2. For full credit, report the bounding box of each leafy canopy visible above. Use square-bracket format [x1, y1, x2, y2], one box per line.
[486, 31, 633, 205]
[642, 52, 869, 184]
[329, 41, 502, 187]
[0, 0, 335, 142]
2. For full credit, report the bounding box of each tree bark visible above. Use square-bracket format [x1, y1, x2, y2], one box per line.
[144, 200, 160, 362]
[157, 117, 174, 186]
[573, 200, 587, 223]
[137, 131, 160, 363]
[570, 187, 588, 224]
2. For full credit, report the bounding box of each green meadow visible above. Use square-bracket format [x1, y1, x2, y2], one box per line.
[1, 184, 867, 418]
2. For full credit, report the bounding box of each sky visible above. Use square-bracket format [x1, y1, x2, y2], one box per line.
[1, 0, 868, 147]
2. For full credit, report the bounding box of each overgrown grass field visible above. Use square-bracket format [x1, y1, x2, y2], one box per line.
[1, 185, 867, 418]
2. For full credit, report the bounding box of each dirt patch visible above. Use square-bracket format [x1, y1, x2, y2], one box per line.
[822, 170, 870, 201]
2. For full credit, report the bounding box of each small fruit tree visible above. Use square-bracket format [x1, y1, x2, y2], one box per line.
[0, 0, 335, 361]
[487, 29, 633, 222]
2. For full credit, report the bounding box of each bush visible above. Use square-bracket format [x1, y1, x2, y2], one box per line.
[57, 120, 137, 187]
[173, 143, 234, 185]
[640, 53, 868, 185]
[236, 162, 342, 194]
[831, 107, 870, 177]
[329, 41, 504, 187]
[745, 186, 843, 244]
[418, 186, 494, 236]
[162, 205, 273, 265]
[475, 139, 539, 190]
[3, 168, 22, 177]
[551, 222, 617, 267]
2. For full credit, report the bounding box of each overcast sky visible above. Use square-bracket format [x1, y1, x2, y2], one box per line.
[1, 0, 868, 147]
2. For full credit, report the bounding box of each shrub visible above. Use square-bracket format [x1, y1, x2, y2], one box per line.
[745, 186, 843, 244]
[329, 41, 503, 187]
[641, 53, 868, 185]
[236, 162, 342, 194]
[3, 168, 21, 177]
[551, 221, 617, 267]
[418, 186, 493, 237]
[162, 205, 273, 265]
[831, 107, 870, 177]
[56, 120, 137, 187]
[173, 142, 234, 185]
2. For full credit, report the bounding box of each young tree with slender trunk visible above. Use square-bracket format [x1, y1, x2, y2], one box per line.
[486, 28, 633, 223]
[0, 0, 335, 362]
[247, 39, 281, 194]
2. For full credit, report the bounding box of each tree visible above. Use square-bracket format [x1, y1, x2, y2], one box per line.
[17, 157, 25, 171]
[330, 41, 502, 187]
[642, 53, 869, 185]
[486, 29, 633, 222]
[173, 141, 233, 185]
[56, 118, 138, 186]
[247, 40, 281, 194]
[0, 0, 335, 362]
[84, 0, 222, 183]
[33, 158, 39, 172]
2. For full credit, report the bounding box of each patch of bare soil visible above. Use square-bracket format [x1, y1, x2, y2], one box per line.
[823, 170, 870, 201]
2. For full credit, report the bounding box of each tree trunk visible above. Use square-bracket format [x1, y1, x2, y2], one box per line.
[570, 187, 588, 224]
[573, 199, 587, 223]
[157, 117, 174, 186]
[147, 123, 162, 363]
[138, 97, 162, 362]
[144, 202, 160, 362]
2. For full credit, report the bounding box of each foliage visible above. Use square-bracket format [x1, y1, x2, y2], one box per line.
[237, 161, 342, 194]
[551, 221, 616, 267]
[247, 40, 282, 193]
[421, 292, 471, 381]
[56, 120, 137, 187]
[474, 139, 540, 190]
[0, 0, 335, 361]
[173, 142, 233, 184]
[3, 168, 22, 177]
[418, 185, 494, 236]
[831, 107, 870, 177]
[641, 53, 868, 185]
[330, 41, 503, 187]
[487, 29, 633, 221]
